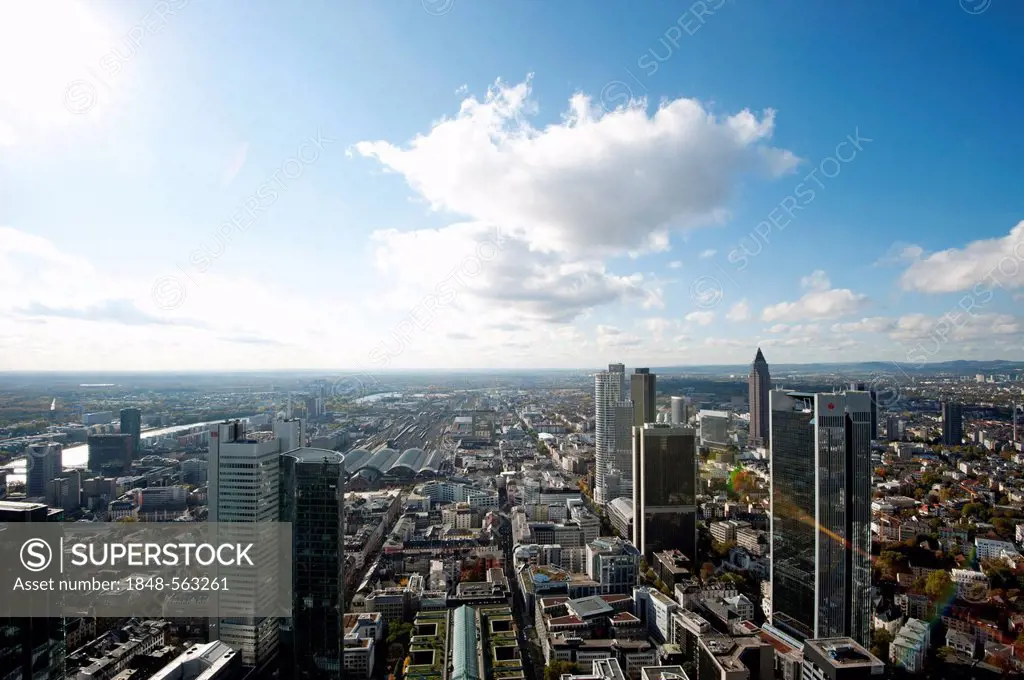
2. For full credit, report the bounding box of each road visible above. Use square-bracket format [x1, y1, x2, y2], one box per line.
[498, 513, 545, 680]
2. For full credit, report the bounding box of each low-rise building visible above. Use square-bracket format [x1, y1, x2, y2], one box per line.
[343, 613, 383, 678]
[889, 618, 929, 674]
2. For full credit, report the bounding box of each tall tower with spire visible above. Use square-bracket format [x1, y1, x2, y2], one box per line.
[748, 348, 771, 448]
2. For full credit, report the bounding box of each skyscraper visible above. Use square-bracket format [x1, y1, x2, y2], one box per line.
[0, 500, 65, 679]
[769, 390, 872, 647]
[25, 442, 62, 498]
[595, 363, 632, 504]
[631, 368, 656, 428]
[208, 418, 304, 673]
[748, 348, 771, 448]
[849, 383, 878, 440]
[120, 407, 142, 455]
[87, 433, 133, 475]
[632, 423, 697, 562]
[941, 401, 963, 446]
[670, 396, 688, 425]
[279, 448, 346, 679]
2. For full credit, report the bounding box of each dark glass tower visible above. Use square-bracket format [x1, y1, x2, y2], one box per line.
[279, 448, 346, 679]
[748, 349, 771, 447]
[87, 434, 133, 475]
[769, 391, 872, 647]
[941, 401, 963, 446]
[631, 368, 657, 429]
[120, 407, 142, 455]
[0, 501, 65, 679]
[632, 424, 697, 562]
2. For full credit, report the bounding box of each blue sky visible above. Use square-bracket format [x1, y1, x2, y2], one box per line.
[1, 0, 1022, 371]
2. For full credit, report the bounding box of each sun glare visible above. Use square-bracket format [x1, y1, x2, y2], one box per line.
[0, 1, 114, 130]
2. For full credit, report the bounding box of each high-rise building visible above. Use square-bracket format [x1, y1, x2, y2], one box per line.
[769, 391, 872, 647]
[279, 448, 346, 679]
[886, 415, 906, 443]
[748, 348, 771, 447]
[698, 410, 730, 449]
[87, 433, 133, 475]
[670, 396, 688, 426]
[632, 424, 697, 562]
[25, 442, 62, 498]
[0, 500, 66, 679]
[849, 383, 878, 440]
[120, 407, 142, 455]
[595, 364, 632, 504]
[631, 368, 656, 429]
[941, 401, 963, 446]
[208, 418, 304, 673]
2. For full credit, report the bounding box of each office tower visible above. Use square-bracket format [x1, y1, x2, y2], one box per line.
[698, 410, 731, 449]
[279, 448, 346, 679]
[941, 401, 963, 446]
[595, 363, 631, 504]
[670, 396, 688, 425]
[120, 407, 142, 455]
[208, 418, 303, 673]
[0, 500, 66, 679]
[631, 368, 657, 428]
[769, 391, 872, 646]
[87, 433, 133, 475]
[886, 415, 906, 443]
[25, 442, 62, 498]
[848, 383, 878, 440]
[748, 348, 771, 447]
[632, 424, 697, 562]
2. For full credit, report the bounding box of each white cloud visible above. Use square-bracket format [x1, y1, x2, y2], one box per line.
[668, 260, 682, 269]
[830, 317, 898, 334]
[800, 270, 830, 291]
[356, 77, 797, 327]
[874, 242, 923, 267]
[356, 76, 799, 257]
[767, 323, 820, 335]
[900, 221, 1024, 293]
[0, 118, 16, 146]
[698, 249, 717, 259]
[725, 300, 750, 322]
[762, 272, 868, 322]
[685, 311, 715, 326]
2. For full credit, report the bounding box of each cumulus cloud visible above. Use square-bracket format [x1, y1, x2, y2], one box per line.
[831, 317, 898, 334]
[357, 78, 799, 325]
[800, 270, 830, 291]
[685, 311, 715, 326]
[725, 300, 750, 322]
[699, 249, 717, 259]
[900, 221, 1024, 293]
[874, 242, 924, 267]
[356, 75, 799, 257]
[669, 260, 682, 269]
[762, 271, 868, 322]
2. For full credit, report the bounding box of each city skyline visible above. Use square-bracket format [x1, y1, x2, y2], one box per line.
[2, 3, 1024, 371]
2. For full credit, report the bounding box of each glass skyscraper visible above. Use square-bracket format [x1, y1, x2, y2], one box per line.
[769, 391, 872, 647]
[120, 407, 142, 455]
[632, 424, 697, 562]
[279, 448, 346, 680]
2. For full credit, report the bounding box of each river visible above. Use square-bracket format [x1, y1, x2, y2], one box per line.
[1, 417, 253, 484]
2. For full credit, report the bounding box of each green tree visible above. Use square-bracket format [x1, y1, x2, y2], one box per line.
[924, 570, 953, 600]
[871, 629, 893, 660]
[545, 661, 580, 680]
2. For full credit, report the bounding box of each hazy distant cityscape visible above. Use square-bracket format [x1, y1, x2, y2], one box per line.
[1, 355, 1023, 679]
